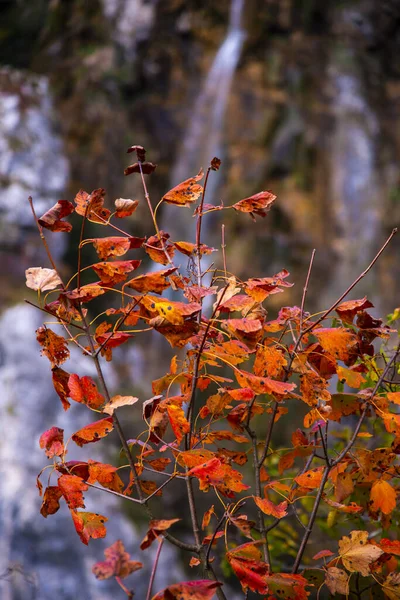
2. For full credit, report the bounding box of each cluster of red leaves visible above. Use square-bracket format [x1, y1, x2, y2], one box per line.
[30, 148, 400, 600]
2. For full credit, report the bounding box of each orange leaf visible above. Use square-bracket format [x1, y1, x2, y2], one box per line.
[388, 392, 400, 405]
[254, 344, 287, 378]
[126, 267, 177, 294]
[174, 241, 215, 256]
[370, 480, 397, 515]
[91, 260, 141, 284]
[36, 327, 69, 367]
[253, 496, 288, 518]
[312, 549, 334, 560]
[202, 505, 215, 529]
[162, 170, 203, 207]
[58, 474, 88, 509]
[93, 539, 142, 579]
[336, 366, 366, 389]
[38, 200, 74, 232]
[294, 467, 324, 489]
[244, 270, 292, 302]
[151, 580, 221, 600]
[40, 486, 63, 517]
[91, 236, 142, 260]
[235, 369, 296, 397]
[39, 427, 64, 458]
[71, 510, 108, 545]
[68, 374, 104, 409]
[232, 190, 276, 220]
[74, 188, 110, 223]
[323, 496, 363, 514]
[87, 460, 124, 493]
[166, 403, 190, 444]
[314, 328, 357, 362]
[63, 283, 105, 303]
[72, 417, 114, 447]
[144, 231, 175, 265]
[266, 573, 311, 600]
[140, 295, 201, 325]
[140, 519, 180, 550]
[188, 458, 249, 496]
[114, 198, 138, 218]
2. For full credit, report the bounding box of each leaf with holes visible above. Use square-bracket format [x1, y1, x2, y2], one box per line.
[74, 188, 111, 223]
[72, 417, 114, 447]
[71, 510, 108, 545]
[338, 530, 384, 576]
[162, 169, 203, 207]
[36, 327, 69, 367]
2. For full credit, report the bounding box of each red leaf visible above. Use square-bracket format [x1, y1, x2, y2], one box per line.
[70, 510, 108, 545]
[336, 297, 374, 324]
[244, 270, 293, 302]
[151, 580, 221, 600]
[93, 540, 142, 579]
[68, 374, 105, 409]
[72, 417, 114, 447]
[39, 427, 64, 458]
[227, 541, 269, 594]
[52, 367, 71, 410]
[38, 200, 74, 232]
[58, 474, 88, 509]
[266, 573, 311, 599]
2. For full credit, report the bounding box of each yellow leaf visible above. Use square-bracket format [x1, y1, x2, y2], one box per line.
[338, 530, 383, 576]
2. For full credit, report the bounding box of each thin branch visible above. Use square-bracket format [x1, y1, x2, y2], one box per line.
[196, 166, 212, 288]
[146, 538, 164, 600]
[221, 224, 227, 278]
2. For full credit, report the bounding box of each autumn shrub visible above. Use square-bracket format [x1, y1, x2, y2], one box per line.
[27, 145, 400, 600]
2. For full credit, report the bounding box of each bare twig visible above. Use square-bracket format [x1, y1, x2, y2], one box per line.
[146, 538, 164, 600]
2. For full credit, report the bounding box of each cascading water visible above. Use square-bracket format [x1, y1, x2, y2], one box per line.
[164, 0, 246, 241]
[325, 7, 381, 306]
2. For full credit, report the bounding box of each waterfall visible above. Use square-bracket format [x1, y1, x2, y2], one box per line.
[165, 0, 246, 241]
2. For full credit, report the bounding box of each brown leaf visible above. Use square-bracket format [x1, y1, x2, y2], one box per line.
[38, 200, 74, 232]
[124, 161, 156, 176]
[36, 327, 69, 367]
[114, 198, 138, 218]
[232, 190, 276, 220]
[74, 188, 111, 224]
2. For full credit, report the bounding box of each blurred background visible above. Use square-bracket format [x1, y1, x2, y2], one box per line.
[0, 1, 399, 598]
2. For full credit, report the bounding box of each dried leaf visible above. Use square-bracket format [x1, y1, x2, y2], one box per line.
[325, 567, 349, 596]
[38, 200, 74, 232]
[338, 530, 384, 576]
[58, 474, 88, 509]
[91, 236, 143, 260]
[40, 486, 63, 517]
[87, 460, 124, 493]
[253, 496, 288, 518]
[74, 188, 110, 223]
[26, 267, 62, 292]
[91, 260, 141, 284]
[126, 267, 177, 294]
[114, 198, 139, 218]
[36, 326, 69, 368]
[140, 519, 180, 550]
[102, 395, 138, 415]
